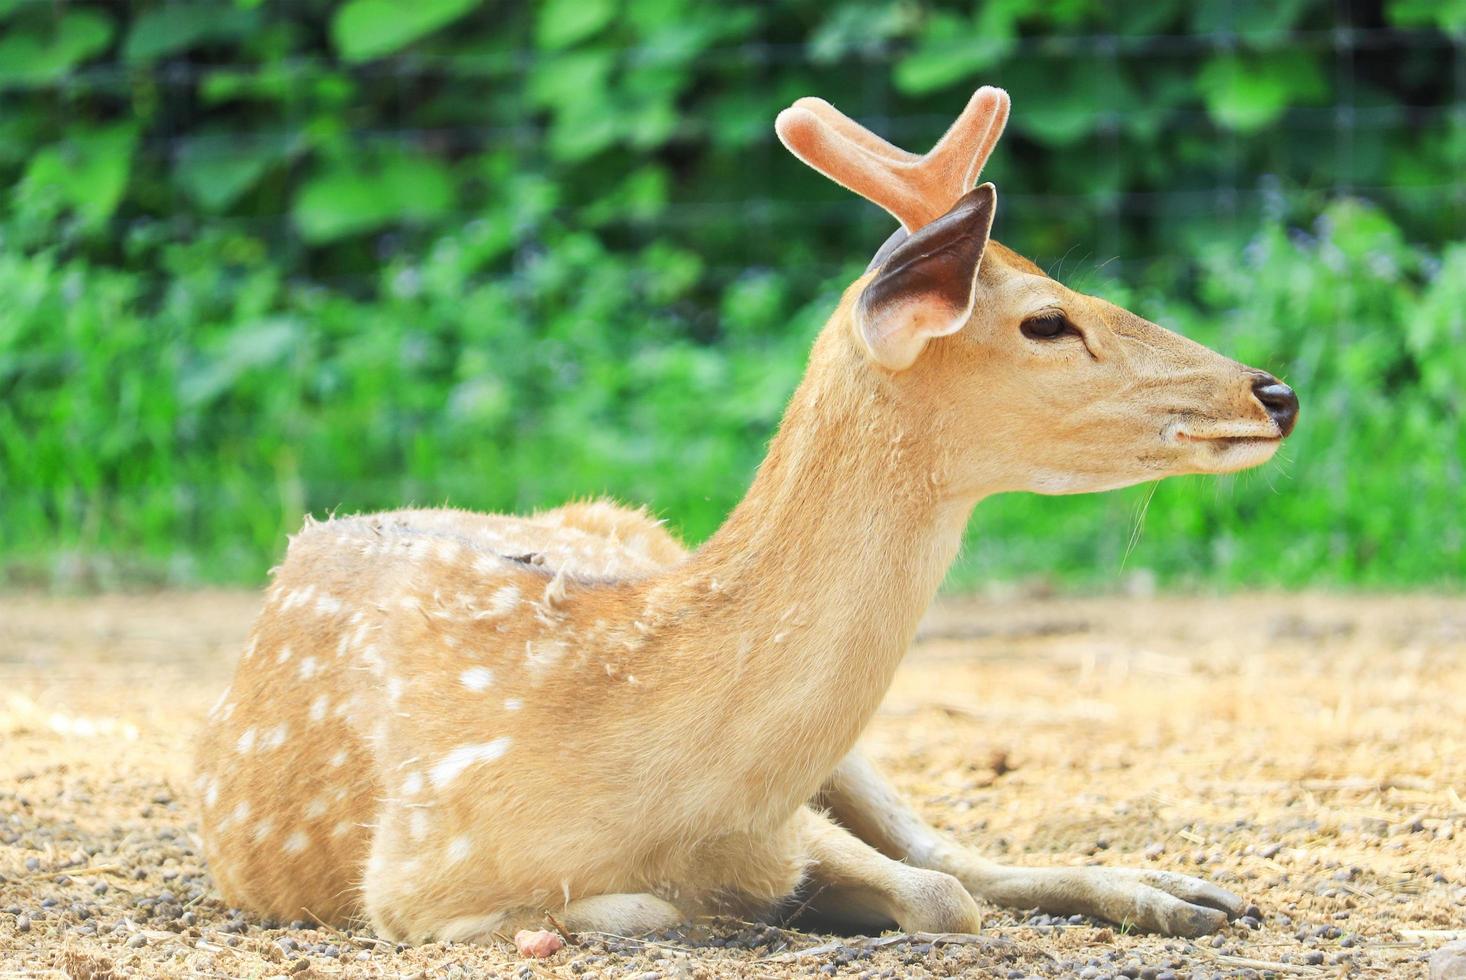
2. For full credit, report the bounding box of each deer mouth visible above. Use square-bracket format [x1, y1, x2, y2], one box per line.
[1175, 432, 1281, 447]
[1171, 429, 1282, 472]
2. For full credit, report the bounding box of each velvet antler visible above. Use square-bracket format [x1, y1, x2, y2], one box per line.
[775, 86, 1010, 232]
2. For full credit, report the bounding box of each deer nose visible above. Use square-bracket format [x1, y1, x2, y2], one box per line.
[1251, 375, 1298, 437]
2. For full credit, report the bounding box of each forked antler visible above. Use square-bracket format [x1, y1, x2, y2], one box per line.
[775, 86, 1010, 232]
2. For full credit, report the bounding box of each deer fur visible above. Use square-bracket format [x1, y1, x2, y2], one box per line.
[196, 87, 1296, 943]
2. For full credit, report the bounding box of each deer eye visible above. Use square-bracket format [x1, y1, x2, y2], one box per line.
[1020, 312, 1075, 341]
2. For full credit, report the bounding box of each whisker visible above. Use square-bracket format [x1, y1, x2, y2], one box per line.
[1121, 482, 1160, 571]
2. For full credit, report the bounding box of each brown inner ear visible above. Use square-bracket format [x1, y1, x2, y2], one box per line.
[857, 184, 996, 341]
[864, 227, 911, 273]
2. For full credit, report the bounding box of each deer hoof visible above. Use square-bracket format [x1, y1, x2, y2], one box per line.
[897, 870, 983, 934]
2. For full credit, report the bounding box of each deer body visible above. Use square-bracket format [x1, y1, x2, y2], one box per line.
[197, 88, 1296, 942]
[196, 297, 978, 940]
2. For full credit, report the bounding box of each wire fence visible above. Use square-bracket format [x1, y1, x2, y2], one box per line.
[5, 9, 1463, 288]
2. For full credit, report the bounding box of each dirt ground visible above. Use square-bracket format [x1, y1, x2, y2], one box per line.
[1, 591, 1463, 979]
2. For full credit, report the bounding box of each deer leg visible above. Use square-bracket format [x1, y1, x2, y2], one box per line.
[434, 894, 684, 944]
[816, 750, 1245, 938]
[790, 807, 982, 934]
[553, 893, 685, 934]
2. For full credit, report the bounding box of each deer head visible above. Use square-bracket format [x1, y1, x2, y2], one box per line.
[776, 87, 1298, 497]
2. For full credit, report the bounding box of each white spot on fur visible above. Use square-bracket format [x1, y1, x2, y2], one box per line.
[229, 801, 251, 827]
[366, 720, 389, 755]
[205, 779, 219, 808]
[331, 821, 351, 838]
[236, 728, 257, 754]
[263, 723, 289, 750]
[409, 810, 430, 841]
[305, 798, 328, 820]
[298, 656, 319, 681]
[251, 817, 275, 841]
[360, 645, 386, 676]
[524, 639, 566, 680]
[387, 676, 405, 703]
[315, 595, 343, 616]
[447, 836, 472, 862]
[482, 585, 520, 618]
[242, 637, 257, 660]
[401, 772, 424, 796]
[429, 738, 512, 789]
[460, 666, 494, 691]
[503, 698, 522, 711]
[309, 695, 329, 723]
[276, 644, 293, 665]
[280, 584, 316, 611]
[328, 749, 348, 767]
[283, 830, 308, 854]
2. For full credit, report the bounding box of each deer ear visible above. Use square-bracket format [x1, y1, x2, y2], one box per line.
[855, 183, 997, 371]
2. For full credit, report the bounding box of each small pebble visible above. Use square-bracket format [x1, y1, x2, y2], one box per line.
[16, 915, 31, 933]
[127, 932, 147, 949]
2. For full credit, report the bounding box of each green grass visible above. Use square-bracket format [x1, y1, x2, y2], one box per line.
[2, 201, 1462, 590]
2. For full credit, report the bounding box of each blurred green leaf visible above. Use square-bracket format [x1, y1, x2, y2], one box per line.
[18, 123, 138, 226]
[1387, 0, 1466, 32]
[294, 155, 456, 243]
[331, 0, 481, 62]
[537, 0, 617, 50]
[123, 4, 259, 63]
[0, 10, 113, 87]
[894, 11, 1013, 95]
[1197, 52, 1326, 131]
[173, 133, 298, 212]
[1190, 0, 1313, 36]
[180, 318, 304, 410]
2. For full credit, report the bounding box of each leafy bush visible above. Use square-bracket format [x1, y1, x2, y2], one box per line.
[0, 0, 1461, 587]
[2, 199, 1460, 587]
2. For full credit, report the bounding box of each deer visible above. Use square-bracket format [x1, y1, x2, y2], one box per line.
[194, 86, 1299, 946]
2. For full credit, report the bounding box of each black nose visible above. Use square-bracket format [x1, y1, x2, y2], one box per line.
[1252, 374, 1298, 437]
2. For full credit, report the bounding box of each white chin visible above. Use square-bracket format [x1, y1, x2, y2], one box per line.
[1189, 437, 1281, 473]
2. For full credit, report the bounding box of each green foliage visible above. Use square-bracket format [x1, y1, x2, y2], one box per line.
[0, 0, 1461, 588]
[332, 0, 482, 63]
[0, 8, 113, 86]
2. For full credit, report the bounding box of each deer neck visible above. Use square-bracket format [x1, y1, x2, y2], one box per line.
[649, 313, 977, 819]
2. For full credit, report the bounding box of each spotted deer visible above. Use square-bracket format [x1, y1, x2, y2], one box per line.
[195, 86, 1298, 944]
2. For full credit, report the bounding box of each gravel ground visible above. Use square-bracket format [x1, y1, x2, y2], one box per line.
[1, 590, 1463, 978]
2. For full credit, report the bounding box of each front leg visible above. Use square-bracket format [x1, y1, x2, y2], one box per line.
[816, 750, 1246, 938]
[791, 807, 982, 935]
